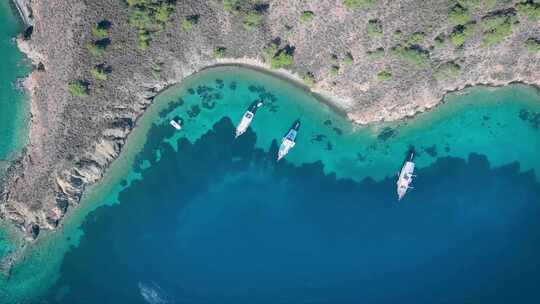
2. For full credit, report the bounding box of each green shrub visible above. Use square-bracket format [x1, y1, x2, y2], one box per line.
[182, 15, 199, 32]
[243, 11, 263, 31]
[271, 51, 294, 69]
[450, 23, 476, 47]
[525, 37, 540, 52]
[393, 30, 403, 41]
[449, 4, 470, 25]
[213, 46, 227, 58]
[434, 34, 446, 48]
[343, 52, 354, 65]
[263, 42, 279, 63]
[127, 0, 174, 49]
[90, 66, 108, 81]
[405, 31, 426, 46]
[367, 47, 384, 59]
[329, 65, 340, 76]
[303, 72, 316, 87]
[391, 45, 430, 67]
[300, 11, 314, 23]
[87, 42, 106, 57]
[516, 1, 540, 21]
[68, 80, 89, 97]
[330, 54, 339, 65]
[481, 13, 517, 46]
[434, 62, 461, 80]
[377, 70, 392, 81]
[367, 19, 383, 38]
[91, 21, 110, 39]
[458, 0, 481, 9]
[343, 0, 377, 10]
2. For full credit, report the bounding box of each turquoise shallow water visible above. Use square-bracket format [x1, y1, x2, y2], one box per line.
[0, 2, 29, 267]
[0, 1, 29, 161]
[0, 64, 539, 303]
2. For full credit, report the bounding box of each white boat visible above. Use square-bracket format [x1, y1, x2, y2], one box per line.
[397, 152, 415, 200]
[277, 120, 300, 161]
[170, 118, 182, 130]
[235, 101, 263, 138]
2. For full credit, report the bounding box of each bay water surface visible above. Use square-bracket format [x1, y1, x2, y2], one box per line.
[1, 65, 539, 303]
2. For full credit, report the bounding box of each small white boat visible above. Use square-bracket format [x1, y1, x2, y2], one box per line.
[170, 118, 182, 130]
[397, 152, 415, 200]
[235, 100, 263, 138]
[277, 120, 300, 161]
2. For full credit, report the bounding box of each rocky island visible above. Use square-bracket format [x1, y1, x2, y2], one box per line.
[1, 0, 539, 242]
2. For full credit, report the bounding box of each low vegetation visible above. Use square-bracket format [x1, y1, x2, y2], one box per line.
[343, 0, 377, 10]
[302, 72, 316, 87]
[343, 52, 354, 65]
[91, 20, 111, 39]
[405, 31, 426, 46]
[525, 37, 540, 52]
[127, 0, 175, 49]
[86, 41, 106, 57]
[481, 13, 517, 46]
[367, 19, 383, 38]
[516, 1, 540, 21]
[449, 4, 470, 25]
[300, 11, 314, 23]
[434, 33, 446, 48]
[213, 46, 227, 58]
[377, 70, 392, 81]
[391, 45, 430, 67]
[329, 65, 340, 76]
[222, 0, 266, 31]
[68, 80, 89, 97]
[434, 62, 462, 80]
[449, 22, 476, 47]
[263, 41, 294, 69]
[367, 47, 384, 59]
[182, 15, 199, 32]
[90, 66, 109, 81]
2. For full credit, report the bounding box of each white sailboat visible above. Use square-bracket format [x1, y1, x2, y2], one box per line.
[277, 120, 300, 161]
[235, 101, 263, 138]
[397, 152, 415, 200]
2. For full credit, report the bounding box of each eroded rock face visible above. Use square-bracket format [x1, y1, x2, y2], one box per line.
[1, 0, 539, 239]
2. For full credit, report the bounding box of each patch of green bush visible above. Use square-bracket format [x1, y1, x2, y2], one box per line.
[343, 52, 354, 65]
[367, 19, 383, 38]
[303, 72, 316, 87]
[405, 31, 426, 46]
[449, 4, 470, 25]
[243, 11, 263, 30]
[343, 0, 377, 10]
[434, 33, 446, 48]
[516, 1, 540, 21]
[434, 62, 462, 80]
[367, 47, 384, 59]
[182, 15, 199, 32]
[449, 22, 476, 47]
[458, 0, 482, 9]
[221, 0, 266, 31]
[329, 65, 340, 76]
[300, 11, 314, 23]
[90, 66, 108, 81]
[263, 42, 294, 69]
[377, 70, 392, 81]
[127, 0, 175, 50]
[213, 46, 227, 58]
[87, 42, 106, 57]
[481, 13, 517, 46]
[391, 45, 430, 67]
[525, 37, 540, 52]
[68, 80, 89, 97]
[91, 21, 110, 39]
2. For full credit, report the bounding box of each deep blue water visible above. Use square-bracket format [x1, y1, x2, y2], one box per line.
[40, 117, 540, 304]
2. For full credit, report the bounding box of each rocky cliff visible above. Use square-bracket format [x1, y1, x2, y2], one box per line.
[1, 0, 539, 239]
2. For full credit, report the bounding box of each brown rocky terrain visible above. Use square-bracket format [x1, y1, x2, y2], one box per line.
[1, 0, 539, 240]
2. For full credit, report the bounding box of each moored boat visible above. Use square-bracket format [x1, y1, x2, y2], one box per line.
[170, 117, 182, 130]
[235, 100, 263, 138]
[396, 152, 415, 200]
[277, 120, 300, 161]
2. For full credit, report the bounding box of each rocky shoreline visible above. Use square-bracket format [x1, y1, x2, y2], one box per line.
[1, 0, 539, 248]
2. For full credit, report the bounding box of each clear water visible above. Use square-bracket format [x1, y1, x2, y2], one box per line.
[0, 2, 29, 265]
[0, 1, 29, 161]
[0, 65, 538, 303]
